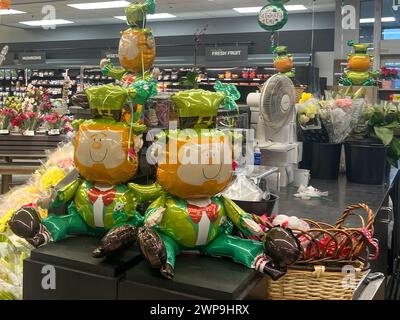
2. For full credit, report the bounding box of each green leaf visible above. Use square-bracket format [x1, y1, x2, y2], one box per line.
[369, 110, 385, 126]
[383, 121, 400, 129]
[384, 113, 398, 125]
[374, 126, 394, 145]
[388, 138, 400, 168]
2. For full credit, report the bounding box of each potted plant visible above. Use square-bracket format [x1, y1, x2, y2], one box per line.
[346, 104, 400, 184]
[18, 112, 43, 135]
[0, 107, 17, 134]
[43, 112, 71, 135]
[297, 89, 366, 180]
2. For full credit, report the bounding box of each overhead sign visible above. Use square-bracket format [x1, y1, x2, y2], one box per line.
[205, 46, 248, 61]
[18, 52, 46, 64]
[101, 50, 119, 63]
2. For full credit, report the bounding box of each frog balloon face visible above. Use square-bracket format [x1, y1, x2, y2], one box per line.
[119, 28, 156, 73]
[155, 130, 233, 198]
[75, 120, 140, 186]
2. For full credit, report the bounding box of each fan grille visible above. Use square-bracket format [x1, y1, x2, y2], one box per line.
[260, 74, 296, 130]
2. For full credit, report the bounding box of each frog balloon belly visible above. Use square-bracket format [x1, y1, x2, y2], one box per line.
[157, 197, 226, 248]
[344, 69, 372, 85]
[73, 181, 139, 231]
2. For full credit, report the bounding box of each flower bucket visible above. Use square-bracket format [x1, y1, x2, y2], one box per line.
[301, 142, 342, 179]
[393, 79, 400, 89]
[382, 79, 393, 89]
[345, 141, 388, 185]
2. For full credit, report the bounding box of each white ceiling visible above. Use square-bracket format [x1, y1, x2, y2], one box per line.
[0, 0, 335, 28]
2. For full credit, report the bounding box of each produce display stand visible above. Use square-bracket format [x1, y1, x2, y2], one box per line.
[0, 134, 64, 193]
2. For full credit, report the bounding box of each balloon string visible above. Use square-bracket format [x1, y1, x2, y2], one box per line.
[127, 101, 134, 162]
[102, 91, 113, 117]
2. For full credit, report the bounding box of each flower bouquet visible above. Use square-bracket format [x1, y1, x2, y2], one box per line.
[43, 112, 71, 135]
[17, 112, 43, 135]
[296, 92, 329, 143]
[0, 108, 17, 134]
[22, 85, 49, 113]
[380, 67, 398, 89]
[319, 88, 368, 144]
[4, 96, 23, 113]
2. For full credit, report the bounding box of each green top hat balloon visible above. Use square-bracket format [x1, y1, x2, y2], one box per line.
[171, 81, 240, 129]
[125, 0, 155, 28]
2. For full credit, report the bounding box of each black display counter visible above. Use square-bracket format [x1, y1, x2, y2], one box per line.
[118, 254, 265, 300]
[22, 169, 400, 300]
[23, 236, 142, 300]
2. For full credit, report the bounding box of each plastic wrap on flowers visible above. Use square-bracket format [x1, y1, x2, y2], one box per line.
[74, 118, 140, 185]
[222, 174, 267, 201]
[0, 142, 76, 224]
[319, 98, 368, 144]
[0, 231, 33, 300]
[296, 93, 329, 143]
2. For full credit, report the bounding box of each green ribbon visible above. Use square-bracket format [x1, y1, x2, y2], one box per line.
[214, 80, 240, 111]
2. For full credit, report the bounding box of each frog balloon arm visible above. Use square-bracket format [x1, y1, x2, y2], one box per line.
[128, 182, 165, 203]
[50, 178, 82, 208]
[221, 196, 263, 237]
[144, 194, 167, 228]
[145, 194, 167, 216]
[100, 61, 127, 80]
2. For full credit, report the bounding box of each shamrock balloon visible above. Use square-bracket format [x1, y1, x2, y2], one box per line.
[258, 1, 289, 32]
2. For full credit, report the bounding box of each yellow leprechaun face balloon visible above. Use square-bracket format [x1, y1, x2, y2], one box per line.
[155, 130, 233, 199]
[74, 119, 142, 186]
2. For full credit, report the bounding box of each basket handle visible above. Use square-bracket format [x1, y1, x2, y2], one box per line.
[335, 203, 375, 231]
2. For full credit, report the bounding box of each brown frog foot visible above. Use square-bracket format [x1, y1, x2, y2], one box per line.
[160, 263, 174, 280]
[9, 207, 51, 247]
[137, 227, 167, 268]
[92, 224, 138, 258]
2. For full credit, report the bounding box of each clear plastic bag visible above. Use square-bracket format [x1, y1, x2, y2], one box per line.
[222, 174, 268, 201]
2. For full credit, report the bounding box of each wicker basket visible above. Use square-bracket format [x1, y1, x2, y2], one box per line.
[254, 203, 377, 300]
[266, 263, 367, 300]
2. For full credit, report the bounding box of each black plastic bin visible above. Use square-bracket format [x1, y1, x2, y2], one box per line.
[300, 142, 342, 179]
[232, 194, 279, 217]
[345, 141, 388, 185]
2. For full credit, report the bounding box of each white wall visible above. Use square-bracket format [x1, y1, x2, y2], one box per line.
[314, 51, 335, 86]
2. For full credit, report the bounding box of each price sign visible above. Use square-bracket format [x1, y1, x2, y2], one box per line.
[23, 130, 35, 136]
[48, 128, 60, 136]
[392, 93, 400, 102]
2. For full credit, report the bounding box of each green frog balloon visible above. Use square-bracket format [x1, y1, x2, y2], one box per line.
[273, 46, 295, 78]
[129, 87, 301, 280]
[9, 85, 145, 257]
[340, 41, 379, 86]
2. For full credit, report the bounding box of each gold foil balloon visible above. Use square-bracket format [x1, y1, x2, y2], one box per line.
[119, 28, 156, 74]
[74, 119, 140, 186]
[155, 129, 233, 198]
